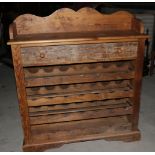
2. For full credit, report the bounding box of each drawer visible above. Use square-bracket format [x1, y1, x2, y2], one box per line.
[21, 42, 138, 67]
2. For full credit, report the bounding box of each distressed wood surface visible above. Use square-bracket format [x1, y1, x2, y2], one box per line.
[30, 105, 132, 125]
[26, 80, 132, 96]
[29, 104, 129, 117]
[24, 61, 134, 78]
[29, 98, 131, 113]
[10, 7, 143, 36]
[30, 116, 133, 143]
[132, 39, 145, 130]
[27, 87, 133, 107]
[8, 7, 148, 46]
[21, 42, 138, 66]
[25, 72, 135, 87]
[31, 116, 131, 135]
[8, 31, 148, 46]
[23, 131, 140, 151]
[11, 45, 31, 143]
[23, 116, 140, 151]
[8, 7, 147, 151]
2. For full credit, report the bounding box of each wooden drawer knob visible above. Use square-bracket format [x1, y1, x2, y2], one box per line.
[40, 53, 45, 58]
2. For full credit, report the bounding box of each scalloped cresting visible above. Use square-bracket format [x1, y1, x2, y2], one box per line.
[11, 7, 142, 35]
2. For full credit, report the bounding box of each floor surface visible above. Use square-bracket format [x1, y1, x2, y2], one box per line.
[0, 64, 155, 152]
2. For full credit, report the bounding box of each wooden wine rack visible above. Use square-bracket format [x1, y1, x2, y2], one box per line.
[8, 7, 148, 151]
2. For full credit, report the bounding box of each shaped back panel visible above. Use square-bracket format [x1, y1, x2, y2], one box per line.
[9, 7, 144, 39]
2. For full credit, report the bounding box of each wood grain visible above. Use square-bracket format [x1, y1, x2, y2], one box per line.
[29, 101, 131, 116]
[26, 80, 132, 96]
[27, 87, 133, 106]
[25, 72, 135, 87]
[29, 98, 131, 113]
[8, 7, 147, 151]
[30, 116, 133, 143]
[23, 116, 141, 151]
[30, 106, 132, 125]
[24, 61, 134, 78]
[12, 8, 140, 35]
[11, 45, 31, 143]
[8, 30, 148, 46]
[21, 42, 138, 66]
[132, 39, 145, 130]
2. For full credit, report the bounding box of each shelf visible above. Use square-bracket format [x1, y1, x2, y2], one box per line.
[29, 98, 133, 125]
[25, 71, 135, 87]
[24, 61, 134, 78]
[27, 86, 133, 107]
[24, 61, 135, 87]
[26, 80, 132, 96]
[8, 30, 148, 45]
[29, 115, 133, 145]
[29, 98, 131, 112]
[29, 99, 132, 117]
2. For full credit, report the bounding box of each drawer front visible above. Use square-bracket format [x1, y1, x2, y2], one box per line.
[21, 42, 138, 66]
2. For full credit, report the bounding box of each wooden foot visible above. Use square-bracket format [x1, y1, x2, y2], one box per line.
[104, 130, 141, 142]
[23, 142, 63, 152]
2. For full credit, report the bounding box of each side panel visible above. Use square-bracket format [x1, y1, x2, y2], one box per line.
[11, 45, 31, 143]
[132, 39, 145, 130]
